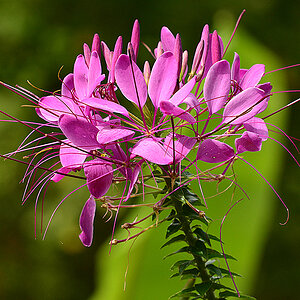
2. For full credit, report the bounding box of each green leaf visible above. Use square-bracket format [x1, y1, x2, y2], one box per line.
[190, 240, 207, 258]
[161, 234, 186, 249]
[194, 281, 212, 296]
[169, 287, 199, 299]
[207, 249, 237, 261]
[166, 218, 182, 239]
[170, 260, 196, 276]
[194, 228, 211, 246]
[163, 246, 190, 259]
[212, 283, 234, 291]
[219, 291, 256, 299]
[206, 264, 223, 279]
[218, 267, 241, 278]
[171, 268, 199, 279]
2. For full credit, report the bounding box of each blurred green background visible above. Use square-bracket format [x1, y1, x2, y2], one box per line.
[0, 0, 299, 299]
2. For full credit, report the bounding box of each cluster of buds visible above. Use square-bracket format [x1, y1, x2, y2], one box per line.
[1, 16, 296, 248]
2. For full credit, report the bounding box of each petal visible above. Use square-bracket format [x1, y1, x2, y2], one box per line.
[203, 60, 231, 115]
[59, 139, 87, 169]
[59, 114, 100, 150]
[235, 131, 262, 154]
[223, 87, 266, 125]
[231, 52, 240, 83]
[87, 51, 104, 97]
[74, 54, 89, 99]
[244, 117, 268, 141]
[97, 127, 135, 144]
[115, 54, 147, 107]
[211, 30, 222, 64]
[51, 167, 71, 182]
[148, 51, 178, 108]
[82, 97, 130, 118]
[160, 26, 175, 52]
[164, 134, 196, 163]
[84, 159, 113, 198]
[130, 19, 140, 59]
[160, 100, 196, 124]
[37, 96, 76, 123]
[240, 64, 265, 90]
[170, 76, 196, 106]
[61, 73, 75, 98]
[197, 139, 234, 163]
[131, 138, 173, 165]
[110, 36, 123, 82]
[79, 197, 96, 247]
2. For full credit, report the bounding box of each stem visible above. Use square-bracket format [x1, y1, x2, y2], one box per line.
[172, 198, 217, 300]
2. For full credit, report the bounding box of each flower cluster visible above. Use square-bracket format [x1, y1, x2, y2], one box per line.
[1, 18, 295, 250]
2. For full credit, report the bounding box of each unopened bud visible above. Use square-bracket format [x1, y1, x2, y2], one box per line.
[179, 50, 188, 82]
[211, 30, 221, 64]
[127, 42, 136, 63]
[155, 41, 163, 58]
[191, 40, 204, 74]
[130, 19, 140, 60]
[174, 34, 182, 77]
[92, 33, 101, 58]
[143, 60, 151, 85]
[83, 43, 91, 66]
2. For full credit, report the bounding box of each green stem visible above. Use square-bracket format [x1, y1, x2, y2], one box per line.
[173, 198, 217, 300]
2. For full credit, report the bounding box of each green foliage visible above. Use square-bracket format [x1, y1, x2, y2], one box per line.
[163, 182, 255, 299]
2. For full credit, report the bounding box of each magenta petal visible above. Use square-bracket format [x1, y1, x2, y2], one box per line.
[87, 51, 103, 97]
[37, 96, 76, 123]
[101, 41, 112, 70]
[61, 73, 75, 98]
[115, 54, 147, 107]
[74, 54, 89, 99]
[197, 139, 234, 163]
[160, 26, 175, 52]
[235, 131, 262, 154]
[170, 76, 196, 106]
[240, 64, 265, 90]
[51, 167, 71, 182]
[84, 159, 113, 198]
[131, 138, 173, 165]
[79, 197, 96, 247]
[204, 60, 231, 115]
[130, 19, 140, 59]
[110, 36, 123, 82]
[211, 30, 222, 64]
[124, 160, 143, 202]
[164, 134, 196, 163]
[223, 87, 266, 125]
[82, 97, 130, 117]
[59, 114, 100, 150]
[148, 51, 178, 108]
[97, 127, 135, 144]
[160, 100, 196, 124]
[231, 52, 240, 83]
[244, 117, 268, 141]
[184, 94, 201, 114]
[59, 139, 87, 169]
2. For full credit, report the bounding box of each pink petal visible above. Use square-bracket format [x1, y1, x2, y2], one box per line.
[131, 138, 173, 165]
[164, 134, 196, 163]
[130, 19, 140, 60]
[244, 117, 268, 141]
[148, 52, 178, 108]
[160, 26, 175, 52]
[198, 24, 209, 72]
[91, 33, 101, 57]
[170, 76, 196, 106]
[37, 96, 77, 124]
[59, 139, 87, 169]
[204, 60, 231, 115]
[101, 41, 112, 70]
[82, 97, 130, 117]
[223, 87, 266, 125]
[51, 167, 71, 182]
[211, 30, 222, 64]
[79, 197, 96, 247]
[235, 131, 262, 154]
[197, 139, 234, 163]
[231, 52, 240, 83]
[74, 54, 89, 99]
[61, 73, 75, 98]
[110, 36, 123, 82]
[87, 51, 103, 97]
[59, 114, 100, 150]
[115, 54, 147, 107]
[84, 159, 113, 198]
[97, 127, 135, 144]
[160, 100, 196, 124]
[240, 64, 265, 90]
